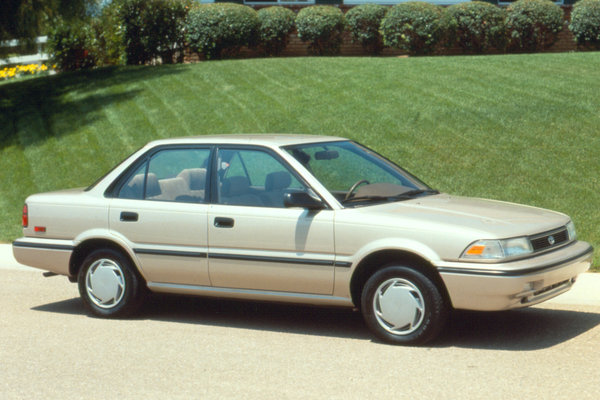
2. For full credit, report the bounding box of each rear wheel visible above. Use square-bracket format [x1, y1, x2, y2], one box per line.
[78, 248, 146, 318]
[361, 265, 448, 345]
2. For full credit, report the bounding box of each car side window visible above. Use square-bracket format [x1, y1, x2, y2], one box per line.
[217, 148, 305, 208]
[118, 163, 146, 200]
[118, 148, 210, 203]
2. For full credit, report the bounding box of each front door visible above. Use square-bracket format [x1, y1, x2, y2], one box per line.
[207, 147, 335, 295]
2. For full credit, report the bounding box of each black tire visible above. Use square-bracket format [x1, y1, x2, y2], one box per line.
[77, 248, 146, 318]
[361, 265, 448, 345]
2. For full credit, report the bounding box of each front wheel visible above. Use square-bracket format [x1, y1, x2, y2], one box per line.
[78, 248, 146, 318]
[361, 266, 448, 345]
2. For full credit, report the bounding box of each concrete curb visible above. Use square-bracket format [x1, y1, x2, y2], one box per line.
[546, 271, 600, 306]
[1, 244, 598, 306]
[0, 243, 37, 271]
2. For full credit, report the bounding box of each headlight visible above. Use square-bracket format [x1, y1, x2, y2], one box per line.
[566, 221, 577, 241]
[461, 237, 533, 261]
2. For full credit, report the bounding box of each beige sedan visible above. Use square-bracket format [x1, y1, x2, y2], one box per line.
[13, 135, 593, 344]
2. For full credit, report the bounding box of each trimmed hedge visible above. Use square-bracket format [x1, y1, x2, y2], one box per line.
[116, 0, 191, 65]
[569, 0, 600, 49]
[345, 4, 387, 55]
[380, 2, 443, 56]
[441, 2, 506, 53]
[185, 4, 259, 59]
[506, 0, 564, 52]
[47, 1, 586, 69]
[296, 6, 345, 56]
[257, 6, 296, 56]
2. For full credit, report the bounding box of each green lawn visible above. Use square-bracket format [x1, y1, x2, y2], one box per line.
[1, 53, 598, 269]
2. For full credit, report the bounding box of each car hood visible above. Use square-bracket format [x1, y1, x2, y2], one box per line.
[360, 194, 569, 238]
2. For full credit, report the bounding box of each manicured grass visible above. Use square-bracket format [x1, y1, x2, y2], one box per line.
[1, 53, 598, 269]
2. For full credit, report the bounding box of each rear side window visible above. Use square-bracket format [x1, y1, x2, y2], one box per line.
[118, 164, 146, 200]
[118, 148, 210, 203]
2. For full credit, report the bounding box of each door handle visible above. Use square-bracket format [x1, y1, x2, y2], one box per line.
[120, 211, 138, 222]
[214, 217, 234, 228]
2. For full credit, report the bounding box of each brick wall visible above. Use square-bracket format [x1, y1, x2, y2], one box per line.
[185, 5, 578, 62]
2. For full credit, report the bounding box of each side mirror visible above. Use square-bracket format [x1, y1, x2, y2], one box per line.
[284, 191, 325, 210]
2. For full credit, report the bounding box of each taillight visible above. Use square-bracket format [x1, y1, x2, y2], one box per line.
[22, 204, 28, 228]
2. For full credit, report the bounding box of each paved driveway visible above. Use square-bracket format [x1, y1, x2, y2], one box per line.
[1, 253, 599, 399]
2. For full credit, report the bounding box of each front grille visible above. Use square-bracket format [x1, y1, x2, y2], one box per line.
[530, 228, 569, 252]
[532, 279, 572, 297]
[521, 279, 573, 304]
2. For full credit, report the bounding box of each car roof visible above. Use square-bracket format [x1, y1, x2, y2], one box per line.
[144, 134, 347, 149]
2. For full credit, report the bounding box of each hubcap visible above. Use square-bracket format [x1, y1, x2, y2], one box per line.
[373, 278, 425, 336]
[85, 259, 125, 309]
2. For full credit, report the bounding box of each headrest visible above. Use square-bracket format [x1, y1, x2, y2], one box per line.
[123, 173, 144, 199]
[265, 171, 291, 191]
[222, 176, 250, 197]
[178, 168, 206, 190]
[145, 173, 161, 198]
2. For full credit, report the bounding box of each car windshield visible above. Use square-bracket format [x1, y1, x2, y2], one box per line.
[284, 140, 437, 206]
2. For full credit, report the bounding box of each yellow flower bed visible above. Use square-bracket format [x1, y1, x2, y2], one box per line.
[0, 63, 55, 80]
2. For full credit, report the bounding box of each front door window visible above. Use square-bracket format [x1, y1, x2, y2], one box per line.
[216, 148, 306, 208]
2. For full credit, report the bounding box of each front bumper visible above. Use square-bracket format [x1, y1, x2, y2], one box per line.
[12, 237, 74, 276]
[438, 241, 593, 311]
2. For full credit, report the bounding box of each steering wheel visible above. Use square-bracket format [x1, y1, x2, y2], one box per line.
[344, 180, 370, 201]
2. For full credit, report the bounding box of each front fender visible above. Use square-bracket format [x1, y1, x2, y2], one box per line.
[349, 238, 442, 270]
[332, 238, 443, 301]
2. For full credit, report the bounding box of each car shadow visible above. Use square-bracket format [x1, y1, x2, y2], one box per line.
[437, 307, 600, 350]
[142, 294, 372, 340]
[32, 298, 85, 315]
[32, 295, 600, 350]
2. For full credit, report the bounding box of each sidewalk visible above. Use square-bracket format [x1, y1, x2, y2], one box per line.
[1, 244, 598, 306]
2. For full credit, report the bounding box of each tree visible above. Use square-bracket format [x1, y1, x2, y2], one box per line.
[1, 0, 97, 41]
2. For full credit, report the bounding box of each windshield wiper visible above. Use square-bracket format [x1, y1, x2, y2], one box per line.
[343, 189, 439, 205]
[391, 189, 439, 199]
[342, 195, 390, 204]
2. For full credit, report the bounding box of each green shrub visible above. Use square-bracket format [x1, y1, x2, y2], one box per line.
[441, 2, 506, 53]
[569, 0, 600, 49]
[47, 18, 96, 71]
[505, 0, 564, 52]
[90, 2, 126, 66]
[380, 2, 443, 55]
[345, 4, 387, 55]
[185, 4, 259, 59]
[257, 7, 296, 56]
[116, 0, 191, 65]
[295, 6, 345, 56]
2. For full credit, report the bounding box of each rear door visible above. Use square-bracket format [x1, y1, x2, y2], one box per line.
[207, 147, 335, 295]
[108, 146, 212, 286]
